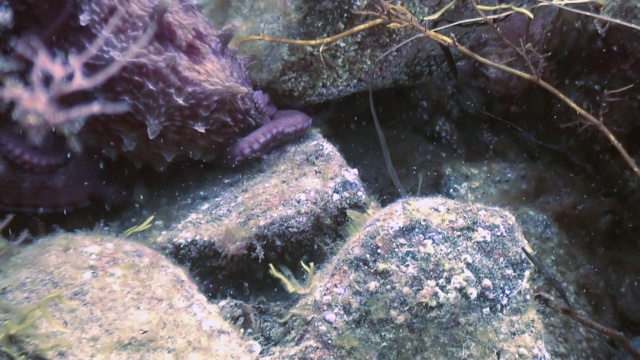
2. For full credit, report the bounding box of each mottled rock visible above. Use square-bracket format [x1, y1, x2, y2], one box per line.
[441, 159, 628, 358]
[267, 197, 548, 359]
[0, 233, 255, 359]
[201, 0, 569, 107]
[441, 160, 548, 206]
[147, 132, 369, 296]
[202, 0, 464, 105]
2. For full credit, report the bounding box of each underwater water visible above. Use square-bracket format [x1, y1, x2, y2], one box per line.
[0, 0, 639, 358]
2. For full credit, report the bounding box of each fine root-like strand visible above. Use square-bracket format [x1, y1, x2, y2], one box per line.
[535, 292, 640, 359]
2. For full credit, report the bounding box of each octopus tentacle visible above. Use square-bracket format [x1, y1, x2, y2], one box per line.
[252, 90, 277, 118]
[0, 127, 130, 212]
[0, 151, 99, 212]
[0, 128, 69, 172]
[225, 109, 312, 166]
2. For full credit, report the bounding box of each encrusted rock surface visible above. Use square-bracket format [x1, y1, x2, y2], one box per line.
[0, 142, 631, 358]
[265, 197, 548, 359]
[441, 159, 626, 358]
[0, 233, 256, 359]
[146, 131, 369, 296]
[202, 0, 568, 107]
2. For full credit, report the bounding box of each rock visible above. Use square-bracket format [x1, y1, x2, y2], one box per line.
[200, 0, 470, 106]
[267, 196, 549, 359]
[200, 1, 576, 108]
[147, 132, 369, 297]
[441, 159, 626, 358]
[0, 233, 255, 359]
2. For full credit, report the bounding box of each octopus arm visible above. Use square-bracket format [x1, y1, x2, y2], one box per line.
[225, 110, 312, 166]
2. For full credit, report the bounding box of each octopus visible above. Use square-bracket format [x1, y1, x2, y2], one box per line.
[0, 0, 312, 212]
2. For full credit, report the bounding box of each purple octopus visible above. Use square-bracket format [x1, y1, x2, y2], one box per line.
[0, 0, 312, 212]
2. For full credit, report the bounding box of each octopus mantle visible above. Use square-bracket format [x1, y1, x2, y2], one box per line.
[0, 0, 311, 211]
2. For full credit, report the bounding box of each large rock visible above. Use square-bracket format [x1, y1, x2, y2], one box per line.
[148, 132, 369, 296]
[267, 197, 549, 359]
[0, 233, 256, 359]
[201, 0, 473, 105]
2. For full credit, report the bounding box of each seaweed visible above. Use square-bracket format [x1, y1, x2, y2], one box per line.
[268, 261, 315, 295]
[0, 291, 78, 359]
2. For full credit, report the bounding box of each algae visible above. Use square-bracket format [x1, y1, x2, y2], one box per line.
[0, 290, 78, 359]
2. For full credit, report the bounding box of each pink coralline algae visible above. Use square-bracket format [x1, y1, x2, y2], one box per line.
[0, 0, 312, 211]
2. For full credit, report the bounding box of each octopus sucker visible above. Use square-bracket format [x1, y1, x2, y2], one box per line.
[0, 0, 312, 211]
[225, 110, 313, 165]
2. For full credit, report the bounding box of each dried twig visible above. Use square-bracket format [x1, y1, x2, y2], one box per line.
[0, 214, 15, 231]
[537, 0, 640, 32]
[235, 18, 389, 47]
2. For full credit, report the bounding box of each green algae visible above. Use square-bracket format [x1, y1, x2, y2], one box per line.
[0, 290, 78, 359]
[123, 215, 155, 237]
[268, 261, 315, 295]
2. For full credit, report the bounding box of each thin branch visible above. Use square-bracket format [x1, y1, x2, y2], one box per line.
[470, 0, 533, 73]
[369, 63, 407, 197]
[235, 18, 389, 47]
[522, 247, 573, 309]
[535, 292, 640, 359]
[537, 0, 640, 32]
[0, 214, 14, 231]
[431, 12, 516, 32]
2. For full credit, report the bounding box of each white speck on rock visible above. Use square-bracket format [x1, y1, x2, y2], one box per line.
[323, 311, 337, 324]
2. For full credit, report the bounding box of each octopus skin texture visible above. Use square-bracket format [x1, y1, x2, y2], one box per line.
[226, 110, 313, 165]
[0, 0, 312, 211]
